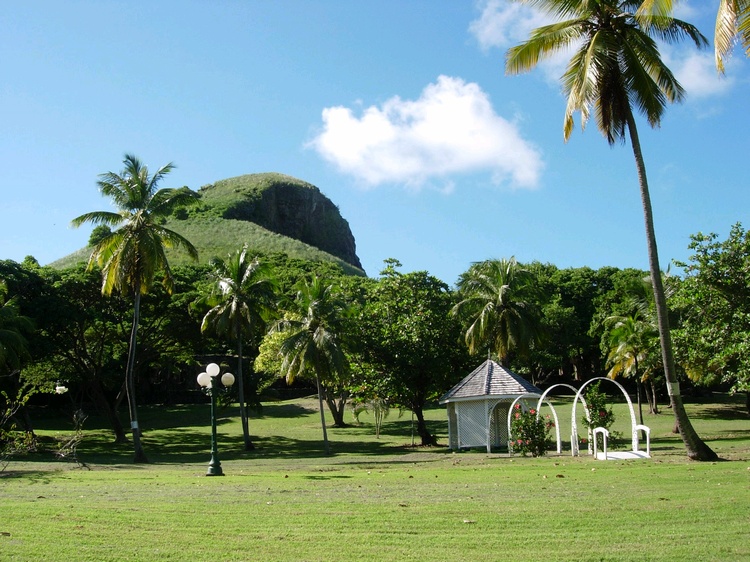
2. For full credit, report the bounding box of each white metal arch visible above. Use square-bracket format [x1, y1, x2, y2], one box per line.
[571, 377, 638, 456]
[534, 383, 584, 455]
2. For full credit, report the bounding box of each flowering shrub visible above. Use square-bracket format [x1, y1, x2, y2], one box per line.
[509, 403, 554, 457]
[581, 382, 620, 450]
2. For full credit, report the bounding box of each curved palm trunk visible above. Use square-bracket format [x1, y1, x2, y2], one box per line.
[235, 337, 254, 451]
[126, 291, 148, 463]
[627, 112, 717, 461]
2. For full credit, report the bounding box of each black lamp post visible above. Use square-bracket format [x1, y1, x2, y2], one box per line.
[197, 362, 235, 476]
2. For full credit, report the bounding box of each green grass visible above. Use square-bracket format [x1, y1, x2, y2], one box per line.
[49, 172, 366, 275]
[50, 217, 363, 275]
[2, 395, 748, 561]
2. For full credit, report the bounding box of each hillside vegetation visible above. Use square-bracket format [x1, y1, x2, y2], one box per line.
[52, 172, 365, 275]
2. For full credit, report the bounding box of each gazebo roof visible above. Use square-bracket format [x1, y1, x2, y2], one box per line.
[440, 359, 541, 403]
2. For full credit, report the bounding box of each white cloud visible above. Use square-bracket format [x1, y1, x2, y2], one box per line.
[469, 0, 574, 84]
[469, 0, 547, 51]
[666, 49, 734, 99]
[308, 75, 544, 190]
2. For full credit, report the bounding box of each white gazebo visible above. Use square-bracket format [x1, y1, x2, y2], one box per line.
[440, 359, 542, 453]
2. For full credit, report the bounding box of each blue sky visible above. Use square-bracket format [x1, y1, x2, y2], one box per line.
[2, 1, 748, 286]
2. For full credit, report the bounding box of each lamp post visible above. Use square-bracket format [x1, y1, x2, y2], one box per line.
[197, 362, 235, 476]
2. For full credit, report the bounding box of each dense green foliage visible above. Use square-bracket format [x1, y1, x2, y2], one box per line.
[673, 224, 750, 403]
[355, 260, 470, 445]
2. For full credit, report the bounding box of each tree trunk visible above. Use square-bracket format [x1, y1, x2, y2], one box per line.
[644, 380, 655, 414]
[651, 380, 660, 414]
[324, 387, 349, 427]
[627, 112, 717, 461]
[125, 290, 148, 463]
[413, 407, 437, 446]
[236, 337, 254, 451]
[89, 379, 127, 443]
[636, 378, 644, 427]
[314, 374, 331, 455]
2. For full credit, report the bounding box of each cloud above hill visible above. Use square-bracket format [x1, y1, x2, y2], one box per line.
[308, 75, 543, 191]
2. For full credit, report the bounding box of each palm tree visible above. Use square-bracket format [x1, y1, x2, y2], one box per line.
[201, 246, 277, 451]
[71, 154, 199, 463]
[273, 277, 350, 455]
[606, 310, 659, 426]
[0, 281, 33, 373]
[506, 0, 716, 460]
[640, 0, 750, 73]
[452, 258, 542, 366]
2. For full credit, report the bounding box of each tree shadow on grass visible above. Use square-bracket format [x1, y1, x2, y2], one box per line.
[254, 402, 316, 419]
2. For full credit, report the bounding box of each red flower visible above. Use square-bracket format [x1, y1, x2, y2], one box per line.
[529, 409, 536, 415]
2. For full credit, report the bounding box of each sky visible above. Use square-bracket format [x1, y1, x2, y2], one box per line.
[2, 1, 748, 286]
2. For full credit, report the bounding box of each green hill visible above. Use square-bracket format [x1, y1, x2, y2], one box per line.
[51, 173, 365, 276]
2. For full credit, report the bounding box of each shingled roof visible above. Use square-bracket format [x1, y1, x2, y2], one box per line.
[440, 359, 541, 403]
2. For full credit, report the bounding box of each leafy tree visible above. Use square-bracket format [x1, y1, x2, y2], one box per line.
[506, 0, 716, 461]
[273, 276, 351, 455]
[356, 260, 469, 446]
[71, 154, 199, 462]
[452, 258, 542, 366]
[0, 280, 33, 374]
[27, 265, 131, 442]
[200, 246, 277, 451]
[527, 264, 611, 383]
[88, 225, 112, 247]
[673, 224, 750, 412]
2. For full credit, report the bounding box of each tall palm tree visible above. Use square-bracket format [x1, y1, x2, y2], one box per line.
[0, 281, 33, 372]
[452, 258, 542, 366]
[273, 277, 350, 455]
[201, 246, 277, 451]
[506, 0, 717, 460]
[71, 154, 199, 463]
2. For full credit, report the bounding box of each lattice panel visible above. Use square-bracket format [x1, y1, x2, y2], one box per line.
[456, 401, 487, 448]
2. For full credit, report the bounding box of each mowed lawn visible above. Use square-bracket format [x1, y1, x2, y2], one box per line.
[1, 393, 748, 561]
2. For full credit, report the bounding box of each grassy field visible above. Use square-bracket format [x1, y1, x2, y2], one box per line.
[1, 394, 748, 561]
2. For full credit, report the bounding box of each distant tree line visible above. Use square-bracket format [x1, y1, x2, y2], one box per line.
[2, 223, 749, 459]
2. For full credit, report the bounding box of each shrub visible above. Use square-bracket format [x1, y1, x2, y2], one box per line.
[581, 382, 620, 450]
[510, 403, 554, 457]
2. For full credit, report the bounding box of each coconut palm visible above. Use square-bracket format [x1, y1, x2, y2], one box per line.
[606, 311, 659, 426]
[0, 281, 33, 373]
[714, 0, 750, 71]
[506, 0, 716, 460]
[273, 276, 350, 455]
[71, 154, 199, 463]
[452, 258, 542, 366]
[201, 246, 277, 451]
